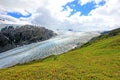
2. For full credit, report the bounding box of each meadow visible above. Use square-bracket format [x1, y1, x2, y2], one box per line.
[0, 30, 120, 80]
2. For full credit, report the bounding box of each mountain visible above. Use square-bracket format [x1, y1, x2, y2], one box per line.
[0, 28, 119, 80]
[0, 31, 100, 68]
[0, 25, 56, 53]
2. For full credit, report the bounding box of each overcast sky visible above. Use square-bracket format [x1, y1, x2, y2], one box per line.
[0, 0, 120, 31]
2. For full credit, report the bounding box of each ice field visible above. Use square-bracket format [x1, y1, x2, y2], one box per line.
[0, 31, 100, 68]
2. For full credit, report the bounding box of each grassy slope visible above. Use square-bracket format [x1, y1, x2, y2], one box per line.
[0, 31, 120, 80]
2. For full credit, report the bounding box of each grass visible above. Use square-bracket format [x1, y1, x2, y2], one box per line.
[0, 32, 120, 80]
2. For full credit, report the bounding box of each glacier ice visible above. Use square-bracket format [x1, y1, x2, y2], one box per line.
[0, 31, 100, 68]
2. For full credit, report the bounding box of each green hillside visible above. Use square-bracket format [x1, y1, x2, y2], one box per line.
[0, 29, 120, 80]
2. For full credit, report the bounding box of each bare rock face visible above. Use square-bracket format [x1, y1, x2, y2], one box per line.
[0, 25, 56, 53]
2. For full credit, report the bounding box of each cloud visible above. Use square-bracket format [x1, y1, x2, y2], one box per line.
[58, 0, 120, 31]
[0, 14, 19, 22]
[0, 0, 48, 24]
[0, 0, 120, 31]
[31, 8, 58, 27]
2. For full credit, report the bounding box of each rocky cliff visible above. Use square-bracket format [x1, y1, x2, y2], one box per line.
[0, 25, 56, 53]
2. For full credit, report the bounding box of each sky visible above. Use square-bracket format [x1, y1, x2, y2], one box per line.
[0, 0, 120, 31]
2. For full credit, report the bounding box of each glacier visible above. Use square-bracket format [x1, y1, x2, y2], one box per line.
[0, 31, 100, 68]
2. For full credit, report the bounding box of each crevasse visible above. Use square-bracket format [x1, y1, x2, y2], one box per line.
[0, 31, 100, 68]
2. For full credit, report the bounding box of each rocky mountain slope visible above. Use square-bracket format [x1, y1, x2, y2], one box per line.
[0, 25, 56, 53]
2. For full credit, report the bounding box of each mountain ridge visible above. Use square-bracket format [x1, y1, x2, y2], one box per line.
[0, 24, 56, 53]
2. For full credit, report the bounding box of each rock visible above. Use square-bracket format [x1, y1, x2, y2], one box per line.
[0, 25, 56, 53]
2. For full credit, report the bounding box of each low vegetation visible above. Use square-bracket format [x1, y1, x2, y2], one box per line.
[0, 28, 120, 80]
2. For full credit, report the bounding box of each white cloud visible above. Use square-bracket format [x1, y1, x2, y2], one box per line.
[0, 0, 44, 10]
[89, 0, 120, 29]
[0, 0, 120, 31]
